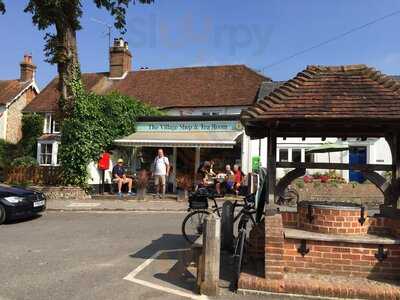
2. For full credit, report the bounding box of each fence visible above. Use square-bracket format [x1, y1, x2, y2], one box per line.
[5, 166, 62, 186]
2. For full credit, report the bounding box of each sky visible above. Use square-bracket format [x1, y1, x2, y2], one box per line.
[1, 0, 400, 88]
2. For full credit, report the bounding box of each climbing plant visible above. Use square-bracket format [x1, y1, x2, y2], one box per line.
[58, 77, 161, 187]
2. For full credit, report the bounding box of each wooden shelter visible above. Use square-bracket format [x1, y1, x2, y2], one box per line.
[241, 64, 400, 216]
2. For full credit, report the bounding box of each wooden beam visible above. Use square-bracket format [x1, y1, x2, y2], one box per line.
[267, 131, 277, 208]
[276, 162, 392, 172]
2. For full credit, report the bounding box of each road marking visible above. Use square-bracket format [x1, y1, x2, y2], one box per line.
[124, 249, 208, 300]
[67, 203, 101, 207]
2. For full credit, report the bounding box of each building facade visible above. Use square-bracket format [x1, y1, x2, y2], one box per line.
[24, 38, 394, 189]
[0, 54, 39, 144]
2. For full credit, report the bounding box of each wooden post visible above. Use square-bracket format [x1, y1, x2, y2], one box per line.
[199, 213, 220, 296]
[267, 131, 277, 211]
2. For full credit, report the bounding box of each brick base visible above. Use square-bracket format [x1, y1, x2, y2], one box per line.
[239, 272, 400, 299]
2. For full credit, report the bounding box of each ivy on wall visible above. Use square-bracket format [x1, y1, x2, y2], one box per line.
[59, 77, 161, 187]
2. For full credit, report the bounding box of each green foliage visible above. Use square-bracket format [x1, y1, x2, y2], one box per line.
[20, 113, 44, 158]
[0, 139, 17, 169]
[10, 156, 38, 167]
[59, 78, 161, 187]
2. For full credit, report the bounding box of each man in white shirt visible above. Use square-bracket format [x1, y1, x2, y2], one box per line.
[152, 148, 170, 199]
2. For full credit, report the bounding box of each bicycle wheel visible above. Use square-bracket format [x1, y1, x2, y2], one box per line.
[221, 201, 234, 252]
[234, 229, 246, 287]
[181, 210, 210, 244]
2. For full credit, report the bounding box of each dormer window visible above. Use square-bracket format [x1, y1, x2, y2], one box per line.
[44, 113, 60, 134]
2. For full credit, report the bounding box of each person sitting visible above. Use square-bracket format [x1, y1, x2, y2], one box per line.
[233, 164, 245, 196]
[197, 161, 221, 195]
[112, 158, 134, 197]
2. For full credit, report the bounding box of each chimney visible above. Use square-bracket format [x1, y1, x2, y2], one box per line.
[109, 37, 132, 78]
[20, 54, 36, 82]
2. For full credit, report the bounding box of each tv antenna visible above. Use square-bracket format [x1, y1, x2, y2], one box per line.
[91, 17, 112, 49]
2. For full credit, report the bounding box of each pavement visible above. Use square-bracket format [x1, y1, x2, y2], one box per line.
[0, 211, 314, 300]
[46, 193, 241, 212]
[47, 198, 189, 212]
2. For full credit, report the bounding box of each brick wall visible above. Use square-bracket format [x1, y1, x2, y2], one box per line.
[298, 205, 369, 235]
[283, 239, 400, 280]
[6, 86, 36, 143]
[281, 211, 297, 228]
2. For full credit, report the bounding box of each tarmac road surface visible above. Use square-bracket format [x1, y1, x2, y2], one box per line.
[0, 211, 314, 300]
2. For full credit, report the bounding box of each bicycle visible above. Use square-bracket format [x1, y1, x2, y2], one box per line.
[220, 193, 256, 252]
[181, 188, 222, 244]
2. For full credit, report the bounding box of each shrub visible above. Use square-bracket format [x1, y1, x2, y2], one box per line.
[10, 156, 38, 167]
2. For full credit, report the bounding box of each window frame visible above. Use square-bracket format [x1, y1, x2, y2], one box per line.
[37, 141, 59, 166]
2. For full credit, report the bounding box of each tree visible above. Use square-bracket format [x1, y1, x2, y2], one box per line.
[0, 0, 154, 116]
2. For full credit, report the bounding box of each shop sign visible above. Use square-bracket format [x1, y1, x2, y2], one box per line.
[136, 121, 243, 132]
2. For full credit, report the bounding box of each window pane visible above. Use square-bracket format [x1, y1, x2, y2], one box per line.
[279, 149, 288, 162]
[45, 114, 52, 133]
[292, 149, 302, 162]
[53, 120, 61, 132]
[40, 144, 53, 164]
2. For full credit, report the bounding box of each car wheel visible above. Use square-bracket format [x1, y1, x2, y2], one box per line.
[0, 204, 6, 225]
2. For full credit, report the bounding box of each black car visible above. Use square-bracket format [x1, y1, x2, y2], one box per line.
[0, 184, 46, 224]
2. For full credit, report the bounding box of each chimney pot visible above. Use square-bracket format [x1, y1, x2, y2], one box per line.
[20, 53, 36, 82]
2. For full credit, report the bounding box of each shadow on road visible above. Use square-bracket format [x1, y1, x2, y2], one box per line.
[4, 213, 43, 225]
[129, 233, 198, 292]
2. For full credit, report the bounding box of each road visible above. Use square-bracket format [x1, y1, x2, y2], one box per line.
[0, 211, 312, 300]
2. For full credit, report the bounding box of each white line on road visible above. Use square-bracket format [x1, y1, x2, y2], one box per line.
[124, 249, 209, 300]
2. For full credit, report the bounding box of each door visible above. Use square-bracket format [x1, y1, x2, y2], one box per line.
[349, 146, 367, 183]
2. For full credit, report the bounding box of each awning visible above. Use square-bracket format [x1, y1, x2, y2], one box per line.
[114, 131, 242, 148]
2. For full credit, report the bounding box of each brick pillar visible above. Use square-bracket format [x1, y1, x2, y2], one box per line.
[264, 213, 284, 280]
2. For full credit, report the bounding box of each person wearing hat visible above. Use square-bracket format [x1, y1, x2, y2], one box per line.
[112, 158, 134, 197]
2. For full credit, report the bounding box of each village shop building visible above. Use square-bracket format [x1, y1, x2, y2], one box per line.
[113, 115, 245, 192]
[23, 38, 268, 191]
[23, 38, 396, 191]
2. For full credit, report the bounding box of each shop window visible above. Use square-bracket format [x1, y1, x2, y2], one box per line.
[305, 152, 315, 163]
[39, 143, 53, 165]
[279, 149, 289, 162]
[292, 149, 302, 162]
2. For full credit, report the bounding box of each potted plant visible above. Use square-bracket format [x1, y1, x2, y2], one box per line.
[176, 174, 193, 202]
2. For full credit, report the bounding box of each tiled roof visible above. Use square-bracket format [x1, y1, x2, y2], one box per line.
[25, 65, 269, 112]
[24, 73, 106, 112]
[257, 81, 285, 101]
[242, 64, 400, 122]
[0, 80, 32, 105]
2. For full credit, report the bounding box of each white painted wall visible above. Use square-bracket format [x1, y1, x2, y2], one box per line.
[163, 106, 245, 116]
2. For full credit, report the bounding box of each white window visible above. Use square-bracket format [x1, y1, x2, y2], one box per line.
[43, 113, 60, 134]
[39, 143, 52, 165]
[44, 114, 52, 133]
[201, 110, 222, 116]
[38, 142, 59, 166]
